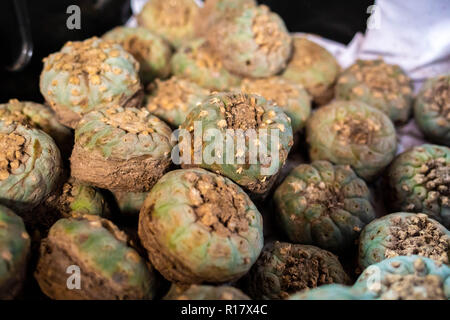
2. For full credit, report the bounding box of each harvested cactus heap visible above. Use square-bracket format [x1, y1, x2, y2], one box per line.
[0, 0, 449, 301]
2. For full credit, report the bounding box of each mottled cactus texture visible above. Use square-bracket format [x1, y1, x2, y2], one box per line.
[335, 59, 413, 123]
[414, 74, 450, 146]
[289, 284, 364, 300]
[138, 168, 264, 284]
[0, 121, 62, 212]
[0, 205, 30, 299]
[111, 190, 148, 217]
[103, 26, 172, 84]
[40, 37, 143, 128]
[137, 0, 199, 48]
[0, 99, 72, 156]
[274, 161, 376, 252]
[207, 5, 292, 78]
[359, 212, 450, 270]
[282, 36, 340, 105]
[195, 0, 257, 36]
[164, 284, 250, 300]
[236, 77, 311, 133]
[245, 241, 350, 300]
[306, 100, 397, 181]
[35, 214, 156, 300]
[290, 255, 450, 300]
[385, 144, 449, 228]
[145, 76, 209, 127]
[179, 92, 293, 195]
[46, 179, 109, 219]
[171, 38, 242, 91]
[70, 107, 173, 192]
[354, 255, 450, 300]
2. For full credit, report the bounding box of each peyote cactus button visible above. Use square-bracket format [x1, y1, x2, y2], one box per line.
[40, 37, 143, 128]
[0, 205, 30, 299]
[171, 38, 242, 91]
[335, 59, 413, 123]
[306, 100, 397, 181]
[196, 0, 257, 36]
[164, 284, 250, 300]
[70, 107, 173, 192]
[138, 168, 264, 284]
[282, 36, 340, 106]
[274, 160, 376, 252]
[289, 284, 364, 300]
[385, 144, 449, 228]
[0, 99, 72, 156]
[354, 255, 450, 300]
[245, 241, 350, 300]
[414, 74, 450, 146]
[34, 214, 156, 300]
[179, 92, 293, 195]
[103, 26, 172, 84]
[207, 5, 292, 78]
[145, 76, 209, 127]
[0, 122, 62, 212]
[358, 212, 450, 270]
[111, 190, 148, 218]
[137, 0, 199, 48]
[236, 77, 311, 133]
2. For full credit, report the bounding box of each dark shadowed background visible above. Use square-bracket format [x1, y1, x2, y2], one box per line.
[0, 0, 373, 103]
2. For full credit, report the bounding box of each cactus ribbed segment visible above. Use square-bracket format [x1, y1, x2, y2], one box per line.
[40, 37, 143, 128]
[385, 144, 449, 228]
[274, 160, 376, 252]
[245, 241, 350, 300]
[0, 205, 30, 299]
[34, 214, 156, 300]
[306, 100, 397, 181]
[335, 59, 413, 123]
[138, 168, 263, 284]
[137, 0, 199, 48]
[70, 107, 173, 192]
[171, 38, 242, 91]
[282, 36, 340, 105]
[414, 74, 450, 146]
[0, 121, 62, 212]
[103, 26, 172, 84]
[358, 212, 450, 270]
[207, 5, 292, 78]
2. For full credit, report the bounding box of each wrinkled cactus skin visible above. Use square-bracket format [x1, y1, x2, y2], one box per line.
[145, 77, 209, 127]
[138, 168, 264, 284]
[179, 92, 293, 195]
[354, 255, 450, 300]
[236, 77, 311, 133]
[103, 27, 172, 84]
[0, 205, 30, 299]
[385, 144, 450, 228]
[137, 0, 199, 48]
[335, 59, 413, 123]
[35, 214, 156, 300]
[0, 99, 73, 156]
[306, 100, 397, 181]
[274, 160, 376, 252]
[289, 284, 365, 300]
[207, 5, 292, 78]
[171, 38, 242, 91]
[70, 107, 173, 192]
[164, 284, 251, 300]
[282, 36, 340, 105]
[245, 241, 350, 300]
[414, 74, 450, 146]
[40, 37, 143, 128]
[358, 212, 450, 270]
[196, 0, 257, 36]
[0, 122, 63, 212]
